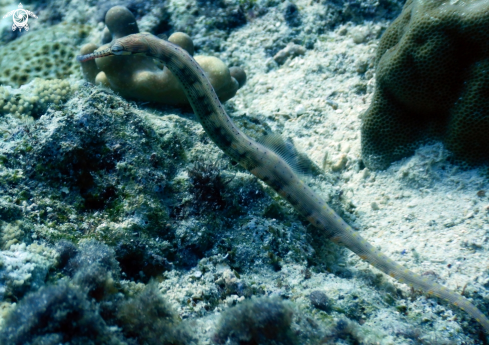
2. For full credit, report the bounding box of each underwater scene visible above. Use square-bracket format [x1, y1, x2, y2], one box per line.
[0, 0, 489, 343]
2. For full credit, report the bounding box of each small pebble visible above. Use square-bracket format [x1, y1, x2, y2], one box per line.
[273, 43, 306, 64]
[295, 104, 305, 115]
[326, 100, 338, 109]
[371, 202, 379, 210]
[309, 290, 330, 312]
[331, 154, 347, 172]
[352, 33, 366, 44]
[192, 290, 203, 300]
[351, 28, 369, 44]
[356, 61, 368, 74]
[337, 27, 347, 36]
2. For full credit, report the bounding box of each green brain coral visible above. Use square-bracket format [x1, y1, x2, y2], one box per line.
[0, 22, 89, 88]
[361, 0, 489, 170]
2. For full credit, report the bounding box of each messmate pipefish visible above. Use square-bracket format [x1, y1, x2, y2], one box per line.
[77, 33, 489, 333]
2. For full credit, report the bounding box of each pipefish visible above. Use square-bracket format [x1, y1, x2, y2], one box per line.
[77, 33, 489, 333]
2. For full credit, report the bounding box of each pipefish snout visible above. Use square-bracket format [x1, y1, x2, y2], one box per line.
[77, 32, 489, 334]
[76, 48, 113, 62]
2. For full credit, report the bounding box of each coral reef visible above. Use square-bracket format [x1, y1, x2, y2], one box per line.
[0, 22, 88, 87]
[283, 2, 302, 28]
[0, 0, 487, 341]
[362, 0, 489, 169]
[187, 161, 230, 212]
[79, 6, 246, 106]
[166, 0, 253, 52]
[1, 220, 27, 250]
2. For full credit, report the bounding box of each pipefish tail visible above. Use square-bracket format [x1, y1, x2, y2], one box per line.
[77, 33, 489, 333]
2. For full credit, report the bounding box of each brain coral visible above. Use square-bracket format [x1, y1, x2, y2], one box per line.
[80, 6, 246, 106]
[0, 22, 89, 87]
[361, 0, 489, 170]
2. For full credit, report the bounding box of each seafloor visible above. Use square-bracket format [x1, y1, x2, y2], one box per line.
[0, 0, 488, 344]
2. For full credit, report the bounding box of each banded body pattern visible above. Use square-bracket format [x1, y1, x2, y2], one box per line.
[77, 33, 489, 333]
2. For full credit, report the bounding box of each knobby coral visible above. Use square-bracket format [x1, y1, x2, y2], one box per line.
[79, 6, 246, 106]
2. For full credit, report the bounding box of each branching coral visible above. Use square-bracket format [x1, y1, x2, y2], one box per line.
[79, 6, 246, 106]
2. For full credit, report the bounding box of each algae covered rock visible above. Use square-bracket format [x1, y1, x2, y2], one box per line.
[361, 0, 489, 170]
[79, 6, 246, 106]
[0, 87, 179, 281]
[0, 243, 54, 301]
[0, 240, 193, 345]
[212, 297, 297, 345]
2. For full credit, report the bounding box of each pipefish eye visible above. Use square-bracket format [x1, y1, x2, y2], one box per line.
[111, 43, 124, 55]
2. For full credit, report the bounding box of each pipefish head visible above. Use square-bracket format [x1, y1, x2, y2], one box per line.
[76, 34, 152, 63]
[110, 34, 152, 56]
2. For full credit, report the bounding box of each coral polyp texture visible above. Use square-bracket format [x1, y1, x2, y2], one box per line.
[0, 22, 88, 88]
[0, 79, 73, 120]
[361, 0, 489, 170]
[79, 6, 246, 106]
